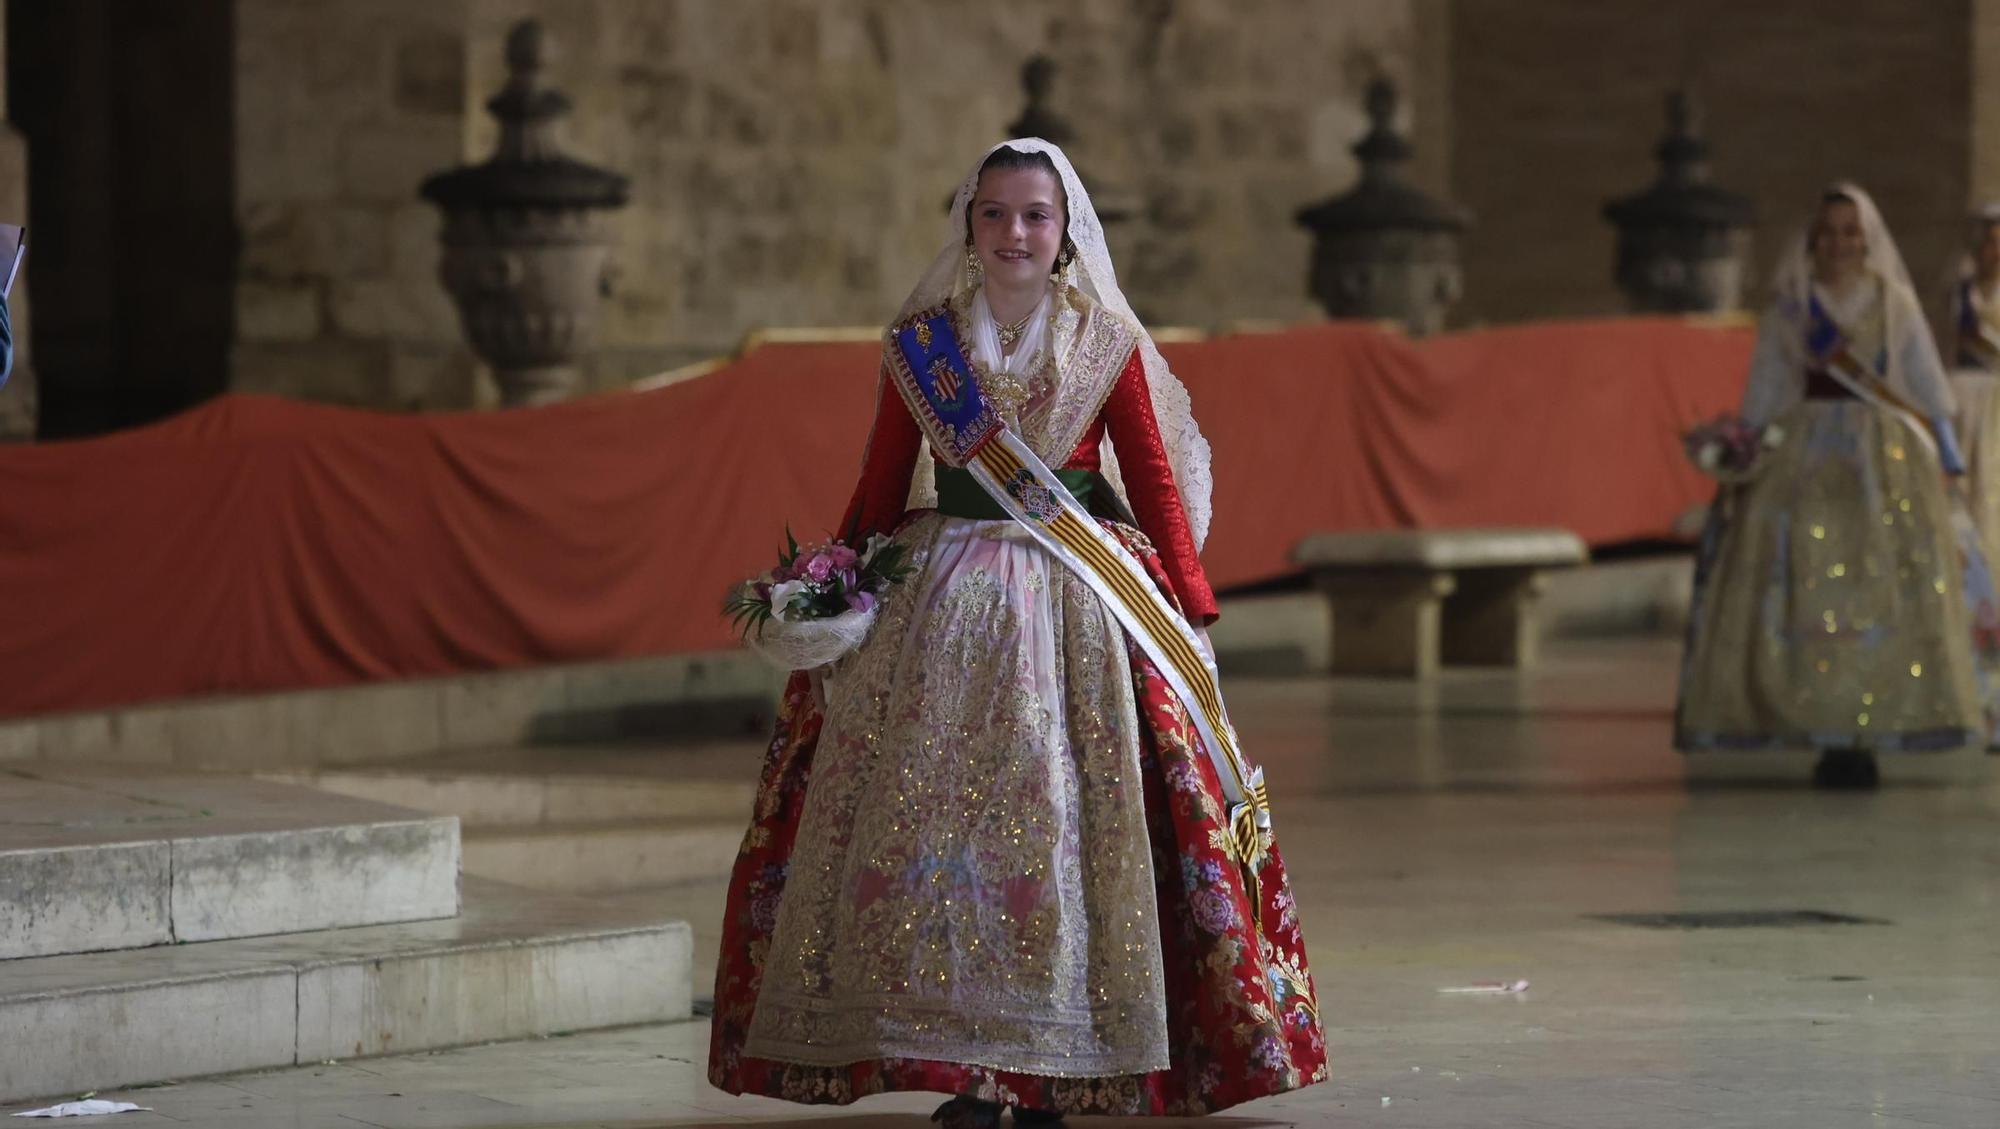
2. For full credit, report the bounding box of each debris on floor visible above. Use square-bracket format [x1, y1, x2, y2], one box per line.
[11, 1101, 151, 1119]
[1438, 979, 1529, 994]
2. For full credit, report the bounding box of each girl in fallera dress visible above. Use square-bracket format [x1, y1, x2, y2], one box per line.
[1677, 184, 1999, 787]
[707, 140, 1325, 1126]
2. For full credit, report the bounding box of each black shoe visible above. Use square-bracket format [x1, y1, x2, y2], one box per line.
[932, 1096, 1004, 1129]
[1812, 749, 1879, 790]
[1014, 1109, 1066, 1125]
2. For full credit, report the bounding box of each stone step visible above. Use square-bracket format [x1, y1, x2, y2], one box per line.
[0, 647, 783, 772]
[0, 878, 691, 1105]
[600, 879, 732, 1005]
[0, 768, 459, 961]
[462, 819, 745, 893]
[262, 744, 758, 830]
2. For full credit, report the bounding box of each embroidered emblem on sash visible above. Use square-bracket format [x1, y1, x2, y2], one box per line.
[1003, 468, 1064, 524]
[928, 356, 963, 409]
[886, 305, 1001, 464]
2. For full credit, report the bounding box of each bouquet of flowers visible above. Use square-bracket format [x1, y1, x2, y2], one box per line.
[1683, 413, 1784, 483]
[724, 530, 914, 670]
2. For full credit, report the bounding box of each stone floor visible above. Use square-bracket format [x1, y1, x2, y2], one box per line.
[13, 636, 2000, 1127]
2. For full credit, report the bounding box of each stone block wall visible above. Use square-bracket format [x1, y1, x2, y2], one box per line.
[30, 1, 2000, 419]
[230, 0, 485, 409]
[229, 0, 1431, 405]
[1448, 0, 1977, 324]
[1972, 0, 2000, 219]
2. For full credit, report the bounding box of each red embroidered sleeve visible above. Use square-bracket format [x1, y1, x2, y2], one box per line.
[1101, 349, 1219, 624]
[838, 371, 923, 541]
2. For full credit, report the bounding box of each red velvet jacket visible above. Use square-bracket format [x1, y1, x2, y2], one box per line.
[840, 347, 1218, 624]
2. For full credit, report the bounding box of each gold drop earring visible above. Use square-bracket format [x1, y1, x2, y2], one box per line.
[1052, 245, 1076, 292]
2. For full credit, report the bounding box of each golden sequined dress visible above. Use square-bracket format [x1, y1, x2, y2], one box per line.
[708, 290, 1325, 1115]
[1677, 277, 1992, 751]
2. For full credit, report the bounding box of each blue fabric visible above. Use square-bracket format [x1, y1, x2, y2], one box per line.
[890, 310, 998, 463]
[1804, 292, 1842, 360]
[0, 295, 12, 390]
[1935, 415, 1968, 476]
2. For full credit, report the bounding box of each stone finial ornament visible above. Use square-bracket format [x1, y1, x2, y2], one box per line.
[1296, 78, 1470, 336]
[1602, 90, 1755, 314]
[421, 21, 629, 406]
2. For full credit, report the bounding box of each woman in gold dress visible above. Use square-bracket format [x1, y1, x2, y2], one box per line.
[1677, 184, 1990, 787]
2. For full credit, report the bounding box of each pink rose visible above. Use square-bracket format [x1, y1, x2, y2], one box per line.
[829, 545, 859, 569]
[804, 554, 835, 582]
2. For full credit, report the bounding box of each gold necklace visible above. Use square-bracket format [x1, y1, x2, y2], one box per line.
[994, 309, 1034, 350]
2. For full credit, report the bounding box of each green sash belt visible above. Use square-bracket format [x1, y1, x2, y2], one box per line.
[936, 466, 1111, 521]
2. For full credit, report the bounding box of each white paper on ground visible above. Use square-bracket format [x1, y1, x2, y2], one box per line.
[11, 1101, 152, 1118]
[1437, 979, 1530, 994]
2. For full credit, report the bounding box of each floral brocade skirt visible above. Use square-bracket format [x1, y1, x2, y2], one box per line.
[1677, 400, 2000, 752]
[708, 513, 1327, 1116]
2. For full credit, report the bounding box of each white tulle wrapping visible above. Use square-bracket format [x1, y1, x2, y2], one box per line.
[744, 606, 878, 671]
[894, 138, 1214, 550]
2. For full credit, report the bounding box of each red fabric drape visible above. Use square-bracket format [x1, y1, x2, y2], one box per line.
[1185, 318, 1753, 589]
[0, 319, 1750, 718]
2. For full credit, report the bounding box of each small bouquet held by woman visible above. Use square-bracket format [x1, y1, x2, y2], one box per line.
[1684, 413, 1785, 483]
[725, 530, 914, 671]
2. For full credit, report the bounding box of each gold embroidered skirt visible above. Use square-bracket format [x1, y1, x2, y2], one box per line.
[1677, 400, 1986, 751]
[742, 512, 1171, 1076]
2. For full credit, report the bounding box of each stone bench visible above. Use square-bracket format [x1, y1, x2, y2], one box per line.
[1291, 528, 1589, 678]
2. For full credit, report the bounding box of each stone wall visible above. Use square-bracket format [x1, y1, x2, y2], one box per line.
[1449, 0, 1978, 324]
[31, 2, 2000, 419]
[230, 0, 483, 409]
[229, 0, 1430, 405]
[1971, 0, 2000, 217]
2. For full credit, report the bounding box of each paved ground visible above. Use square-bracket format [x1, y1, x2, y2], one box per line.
[18, 637, 1998, 1128]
